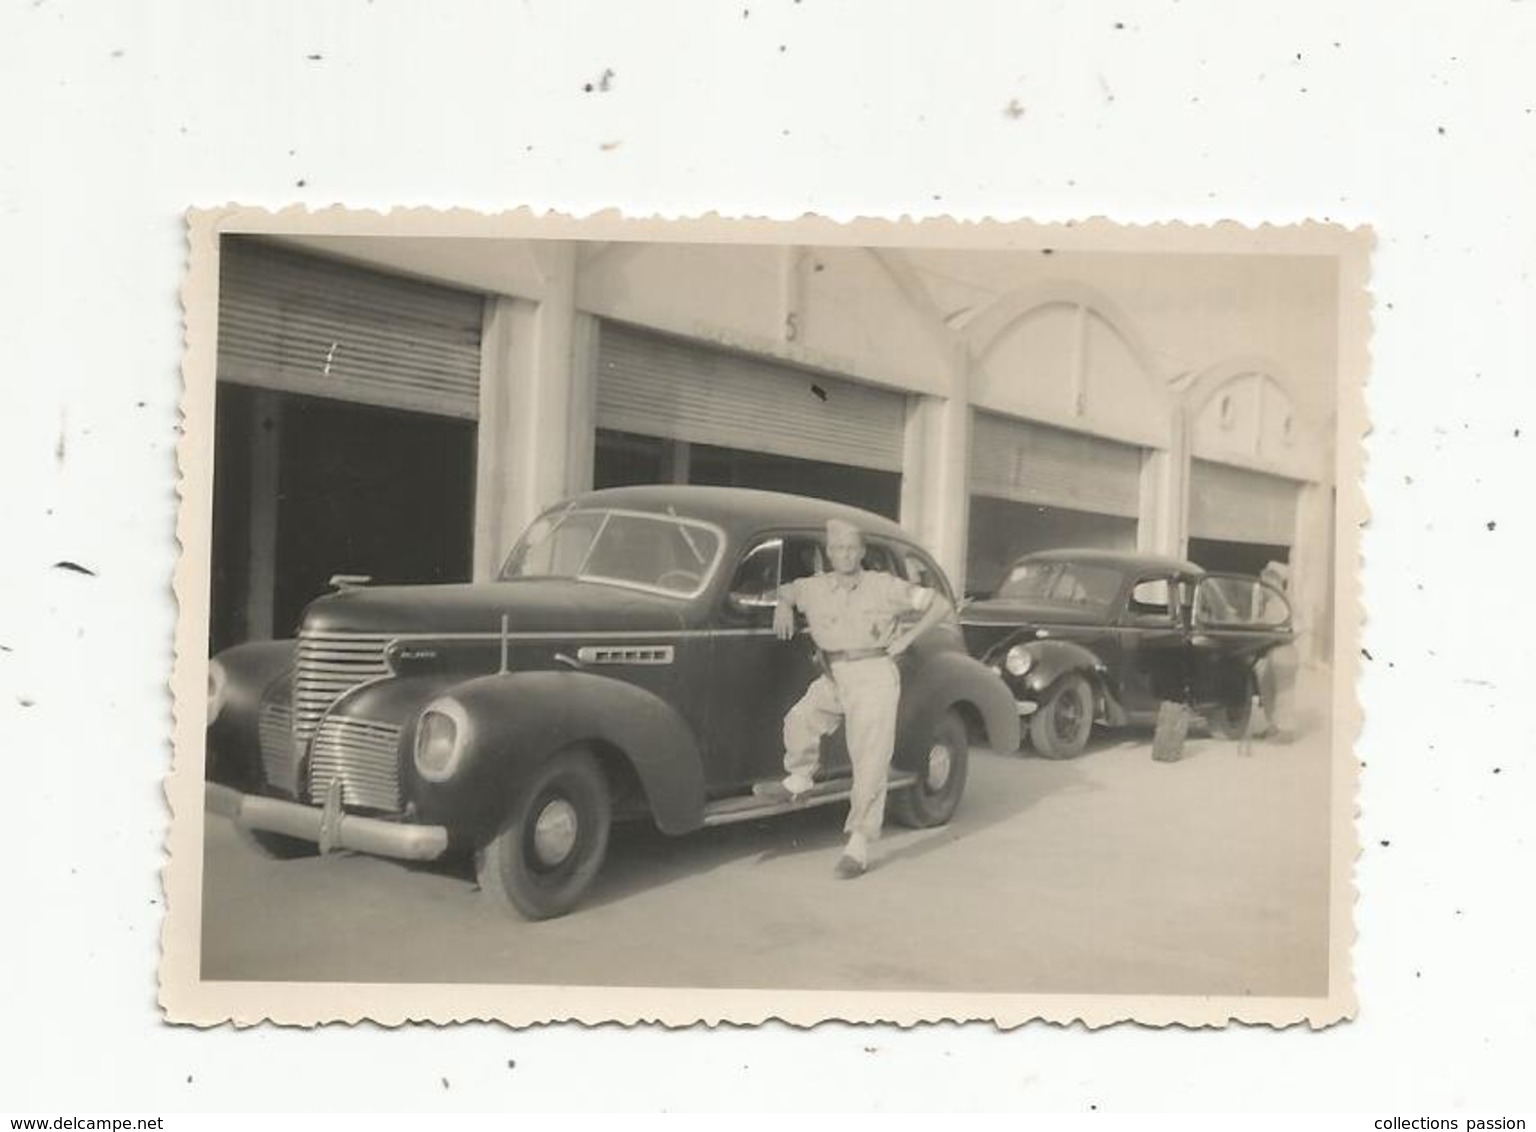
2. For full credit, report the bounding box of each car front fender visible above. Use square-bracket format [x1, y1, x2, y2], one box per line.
[898, 650, 1022, 757]
[207, 639, 295, 788]
[1016, 639, 1108, 697]
[409, 670, 707, 841]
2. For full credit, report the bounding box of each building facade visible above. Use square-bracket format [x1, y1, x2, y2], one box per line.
[210, 234, 1337, 664]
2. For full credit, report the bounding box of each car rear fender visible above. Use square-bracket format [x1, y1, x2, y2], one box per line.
[420, 670, 707, 839]
[897, 651, 1022, 757]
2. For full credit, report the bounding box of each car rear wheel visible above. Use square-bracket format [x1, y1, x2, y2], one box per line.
[1029, 674, 1095, 759]
[1208, 684, 1256, 740]
[888, 709, 969, 829]
[477, 747, 611, 921]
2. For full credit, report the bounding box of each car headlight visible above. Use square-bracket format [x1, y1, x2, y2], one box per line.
[414, 698, 470, 782]
[1003, 644, 1033, 677]
[207, 659, 229, 725]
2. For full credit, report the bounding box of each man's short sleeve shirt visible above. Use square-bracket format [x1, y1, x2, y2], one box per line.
[784, 570, 934, 652]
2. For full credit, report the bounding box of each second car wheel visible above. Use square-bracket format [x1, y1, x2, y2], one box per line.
[888, 708, 970, 829]
[1028, 673, 1095, 759]
[477, 746, 612, 921]
[1207, 682, 1256, 740]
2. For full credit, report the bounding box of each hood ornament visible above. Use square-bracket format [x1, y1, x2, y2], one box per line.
[329, 574, 372, 591]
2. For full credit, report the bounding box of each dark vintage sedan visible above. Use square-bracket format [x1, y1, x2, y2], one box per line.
[205, 486, 1020, 919]
[960, 549, 1293, 758]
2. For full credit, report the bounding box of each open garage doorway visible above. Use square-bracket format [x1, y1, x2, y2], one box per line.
[594, 427, 902, 519]
[965, 495, 1138, 598]
[210, 386, 477, 652]
[1186, 538, 1290, 578]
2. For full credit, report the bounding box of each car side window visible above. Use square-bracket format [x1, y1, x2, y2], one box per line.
[1128, 576, 1175, 621]
[1195, 576, 1291, 628]
[861, 540, 901, 576]
[897, 545, 954, 604]
[726, 538, 783, 609]
[782, 536, 826, 584]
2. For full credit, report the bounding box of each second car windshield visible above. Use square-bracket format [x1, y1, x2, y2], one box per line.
[996, 561, 1122, 609]
[499, 509, 722, 597]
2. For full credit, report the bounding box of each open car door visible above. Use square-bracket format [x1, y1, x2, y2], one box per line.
[1188, 573, 1294, 709]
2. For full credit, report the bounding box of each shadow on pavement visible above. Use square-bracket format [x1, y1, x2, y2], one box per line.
[578, 746, 1093, 913]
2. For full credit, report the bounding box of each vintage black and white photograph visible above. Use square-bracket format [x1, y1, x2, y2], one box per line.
[163, 211, 1366, 1027]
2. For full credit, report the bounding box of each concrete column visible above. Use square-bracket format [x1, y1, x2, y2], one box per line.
[900, 341, 972, 590]
[1140, 407, 1190, 557]
[244, 389, 282, 639]
[1291, 481, 1335, 665]
[566, 311, 600, 495]
[471, 242, 581, 580]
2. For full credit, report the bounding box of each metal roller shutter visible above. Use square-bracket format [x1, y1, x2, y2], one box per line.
[218, 239, 484, 419]
[970, 411, 1143, 517]
[1189, 459, 1299, 545]
[596, 322, 907, 472]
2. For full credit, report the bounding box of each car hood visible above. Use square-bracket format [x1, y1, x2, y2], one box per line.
[300, 578, 692, 637]
[959, 599, 1107, 657]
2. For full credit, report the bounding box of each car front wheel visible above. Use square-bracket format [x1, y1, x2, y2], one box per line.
[888, 708, 969, 829]
[1029, 673, 1095, 758]
[477, 747, 612, 921]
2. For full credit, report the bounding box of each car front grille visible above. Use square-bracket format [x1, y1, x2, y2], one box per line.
[257, 701, 297, 795]
[293, 629, 392, 746]
[291, 629, 399, 812]
[306, 716, 404, 813]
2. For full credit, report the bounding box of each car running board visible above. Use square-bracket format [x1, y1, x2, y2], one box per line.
[702, 771, 920, 827]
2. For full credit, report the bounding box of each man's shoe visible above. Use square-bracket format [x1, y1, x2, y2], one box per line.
[833, 855, 866, 880]
[752, 781, 804, 804]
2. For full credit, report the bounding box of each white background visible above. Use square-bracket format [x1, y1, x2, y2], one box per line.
[2, 0, 1533, 1115]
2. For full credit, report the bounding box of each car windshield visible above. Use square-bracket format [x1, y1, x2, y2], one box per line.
[995, 560, 1123, 610]
[499, 508, 724, 598]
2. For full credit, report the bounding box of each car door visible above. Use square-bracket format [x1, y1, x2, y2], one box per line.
[707, 532, 827, 793]
[1116, 572, 1192, 716]
[1188, 573, 1293, 707]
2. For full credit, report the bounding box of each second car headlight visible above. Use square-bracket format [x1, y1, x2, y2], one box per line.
[415, 697, 471, 782]
[1003, 644, 1034, 677]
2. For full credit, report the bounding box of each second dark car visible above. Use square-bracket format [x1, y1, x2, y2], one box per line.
[961, 549, 1293, 758]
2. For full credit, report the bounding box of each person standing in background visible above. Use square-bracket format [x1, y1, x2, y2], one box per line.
[1256, 560, 1300, 742]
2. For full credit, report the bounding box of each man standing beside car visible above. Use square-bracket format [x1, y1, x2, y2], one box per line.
[753, 517, 952, 879]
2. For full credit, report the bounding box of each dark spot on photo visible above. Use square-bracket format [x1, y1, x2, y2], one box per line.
[1379, 839, 1390, 848]
[53, 560, 96, 577]
[1360, 647, 1373, 661]
[296, 179, 307, 188]
[810, 384, 828, 402]
[1486, 520, 1497, 531]
[306, 53, 323, 61]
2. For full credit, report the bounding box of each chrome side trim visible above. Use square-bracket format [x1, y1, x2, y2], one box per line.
[575, 644, 675, 665]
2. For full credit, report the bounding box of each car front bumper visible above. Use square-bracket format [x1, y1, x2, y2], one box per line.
[206, 783, 449, 861]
